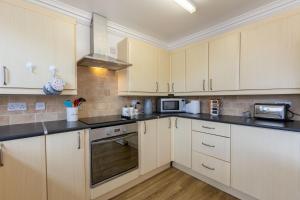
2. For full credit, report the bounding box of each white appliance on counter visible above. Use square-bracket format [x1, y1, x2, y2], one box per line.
[185, 100, 201, 114]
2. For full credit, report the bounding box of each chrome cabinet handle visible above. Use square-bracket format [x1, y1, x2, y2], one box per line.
[203, 80, 206, 91]
[175, 118, 178, 129]
[0, 144, 4, 167]
[167, 83, 170, 93]
[172, 83, 175, 92]
[156, 82, 159, 92]
[202, 142, 215, 148]
[210, 79, 213, 91]
[202, 125, 215, 130]
[202, 163, 215, 171]
[168, 118, 171, 129]
[3, 66, 7, 86]
[144, 121, 147, 134]
[77, 132, 81, 149]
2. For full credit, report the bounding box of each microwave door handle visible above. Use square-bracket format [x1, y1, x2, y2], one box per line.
[91, 132, 137, 145]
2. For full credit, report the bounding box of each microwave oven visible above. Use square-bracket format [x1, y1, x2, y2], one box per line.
[157, 98, 186, 113]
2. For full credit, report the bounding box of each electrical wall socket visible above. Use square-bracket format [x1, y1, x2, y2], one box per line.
[35, 102, 46, 111]
[7, 103, 27, 111]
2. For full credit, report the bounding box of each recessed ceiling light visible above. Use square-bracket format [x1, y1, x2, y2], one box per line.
[173, 0, 197, 14]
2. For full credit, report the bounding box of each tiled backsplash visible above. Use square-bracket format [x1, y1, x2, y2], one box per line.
[0, 67, 154, 126]
[189, 95, 300, 120]
[1, 67, 300, 126]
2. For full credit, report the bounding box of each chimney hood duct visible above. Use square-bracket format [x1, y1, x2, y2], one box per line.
[77, 13, 132, 70]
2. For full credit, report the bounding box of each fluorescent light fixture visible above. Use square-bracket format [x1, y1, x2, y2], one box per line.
[173, 0, 196, 14]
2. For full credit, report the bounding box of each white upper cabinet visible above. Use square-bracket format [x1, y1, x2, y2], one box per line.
[0, 0, 76, 93]
[209, 32, 240, 91]
[240, 12, 300, 90]
[171, 49, 186, 93]
[118, 38, 157, 93]
[157, 48, 170, 93]
[186, 42, 209, 92]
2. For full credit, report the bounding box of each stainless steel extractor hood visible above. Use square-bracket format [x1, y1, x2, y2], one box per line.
[77, 13, 132, 70]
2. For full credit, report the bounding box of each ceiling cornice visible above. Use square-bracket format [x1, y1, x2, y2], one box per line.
[30, 0, 300, 50]
[168, 0, 300, 49]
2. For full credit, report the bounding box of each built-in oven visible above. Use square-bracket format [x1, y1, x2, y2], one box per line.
[90, 123, 138, 188]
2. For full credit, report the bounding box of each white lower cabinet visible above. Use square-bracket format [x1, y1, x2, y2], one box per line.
[0, 136, 47, 200]
[192, 131, 230, 162]
[157, 118, 172, 167]
[231, 125, 300, 200]
[139, 119, 158, 175]
[172, 117, 192, 168]
[46, 131, 87, 200]
[192, 151, 231, 186]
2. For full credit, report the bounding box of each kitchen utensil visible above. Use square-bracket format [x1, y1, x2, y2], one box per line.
[66, 107, 78, 122]
[64, 100, 73, 108]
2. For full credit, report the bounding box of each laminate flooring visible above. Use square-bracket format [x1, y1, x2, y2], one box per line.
[111, 167, 239, 200]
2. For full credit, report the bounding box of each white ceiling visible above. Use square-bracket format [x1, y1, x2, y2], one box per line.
[60, 0, 279, 43]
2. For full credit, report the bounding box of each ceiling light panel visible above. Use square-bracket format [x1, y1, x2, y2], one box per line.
[173, 0, 197, 14]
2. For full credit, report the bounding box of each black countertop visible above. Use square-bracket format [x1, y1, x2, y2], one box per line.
[1, 113, 300, 141]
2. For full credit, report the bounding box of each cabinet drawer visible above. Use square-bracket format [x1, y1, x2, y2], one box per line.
[192, 131, 230, 162]
[192, 151, 230, 186]
[192, 120, 230, 137]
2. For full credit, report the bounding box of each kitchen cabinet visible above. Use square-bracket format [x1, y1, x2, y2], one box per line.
[46, 131, 86, 200]
[172, 117, 191, 168]
[186, 42, 209, 92]
[0, 0, 76, 94]
[157, 48, 170, 93]
[192, 151, 230, 186]
[157, 118, 172, 167]
[117, 38, 158, 93]
[209, 32, 240, 91]
[0, 136, 47, 200]
[171, 49, 186, 93]
[139, 120, 158, 174]
[240, 12, 300, 90]
[231, 125, 300, 200]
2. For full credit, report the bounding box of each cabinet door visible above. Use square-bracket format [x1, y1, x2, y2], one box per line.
[186, 42, 209, 92]
[240, 13, 300, 89]
[157, 48, 170, 93]
[172, 118, 191, 168]
[231, 125, 300, 200]
[0, 0, 76, 89]
[140, 120, 157, 174]
[171, 50, 186, 93]
[209, 32, 240, 91]
[46, 131, 86, 200]
[128, 39, 157, 92]
[157, 118, 171, 167]
[0, 136, 47, 200]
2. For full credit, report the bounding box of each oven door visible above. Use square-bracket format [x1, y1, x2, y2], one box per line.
[90, 132, 138, 187]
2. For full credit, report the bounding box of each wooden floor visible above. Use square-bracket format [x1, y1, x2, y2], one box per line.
[111, 168, 239, 200]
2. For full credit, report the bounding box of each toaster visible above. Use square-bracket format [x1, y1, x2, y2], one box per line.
[254, 103, 290, 121]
